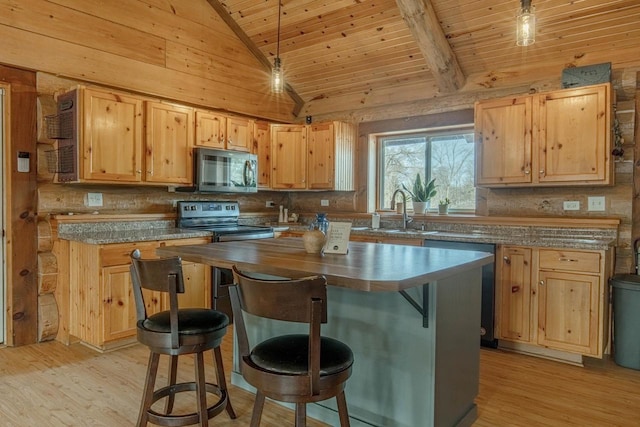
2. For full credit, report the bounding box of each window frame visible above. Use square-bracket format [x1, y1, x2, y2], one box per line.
[371, 124, 476, 214]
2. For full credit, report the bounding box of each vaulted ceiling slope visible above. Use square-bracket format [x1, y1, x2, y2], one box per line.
[214, 0, 640, 121]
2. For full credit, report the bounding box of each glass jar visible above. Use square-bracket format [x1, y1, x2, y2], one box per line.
[310, 213, 329, 234]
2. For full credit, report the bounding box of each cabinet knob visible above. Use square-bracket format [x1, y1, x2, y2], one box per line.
[511, 286, 520, 293]
[136, 170, 142, 174]
[539, 280, 545, 286]
[524, 170, 530, 175]
[539, 170, 545, 175]
[503, 256, 511, 265]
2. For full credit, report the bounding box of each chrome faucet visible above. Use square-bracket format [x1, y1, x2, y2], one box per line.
[390, 189, 413, 230]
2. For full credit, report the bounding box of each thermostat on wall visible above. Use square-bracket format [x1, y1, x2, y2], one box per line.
[17, 152, 30, 173]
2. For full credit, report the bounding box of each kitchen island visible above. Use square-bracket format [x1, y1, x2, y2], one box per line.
[157, 238, 494, 427]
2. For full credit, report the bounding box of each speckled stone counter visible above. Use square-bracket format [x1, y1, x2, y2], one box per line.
[276, 223, 617, 250]
[57, 220, 212, 244]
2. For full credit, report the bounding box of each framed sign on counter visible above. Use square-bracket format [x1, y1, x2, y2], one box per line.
[323, 222, 352, 254]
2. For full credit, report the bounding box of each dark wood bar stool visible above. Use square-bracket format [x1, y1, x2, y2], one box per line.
[230, 266, 354, 427]
[129, 249, 236, 427]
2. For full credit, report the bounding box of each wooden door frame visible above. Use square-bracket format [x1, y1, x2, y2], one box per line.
[0, 64, 38, 346]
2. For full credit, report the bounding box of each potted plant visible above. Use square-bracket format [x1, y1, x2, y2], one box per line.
[402, 174, 436, 214]
[438, 198, 451, 215]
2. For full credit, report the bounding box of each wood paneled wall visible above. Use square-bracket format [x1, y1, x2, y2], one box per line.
[0, 0, 295, 122]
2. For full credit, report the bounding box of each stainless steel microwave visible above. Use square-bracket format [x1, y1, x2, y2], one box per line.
[192, 148, 258, 193]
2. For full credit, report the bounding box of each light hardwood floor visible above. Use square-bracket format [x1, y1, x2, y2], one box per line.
[1, 331, 639, 426]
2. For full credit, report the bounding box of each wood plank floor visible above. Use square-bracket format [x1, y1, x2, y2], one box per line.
[1, 331, 640, 426]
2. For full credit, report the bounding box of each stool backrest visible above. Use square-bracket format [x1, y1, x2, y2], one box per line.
[129, 250, 185, 348]
[230, 266, 327, 323]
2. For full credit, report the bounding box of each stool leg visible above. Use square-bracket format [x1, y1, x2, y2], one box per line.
[336, 391, 351, 427]
[164, 355, 178, 415]
[137, 352, 160, 427]
[195, 351, 208, 427]
[213, 346, 236, 419]
[250, 391, 266, 427]
[294, 403, 306, 427]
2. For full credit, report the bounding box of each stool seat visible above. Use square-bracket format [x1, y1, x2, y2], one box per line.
[129, 250, 236, 427]
[252, 334, 353, 375]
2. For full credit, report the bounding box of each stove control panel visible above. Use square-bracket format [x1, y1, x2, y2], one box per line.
[177, 201, 239, 219]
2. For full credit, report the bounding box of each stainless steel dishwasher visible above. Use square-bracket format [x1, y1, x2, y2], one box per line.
[423, 239, 497, 348]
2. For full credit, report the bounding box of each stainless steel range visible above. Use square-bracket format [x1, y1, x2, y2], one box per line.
[176, 200, 274, 320]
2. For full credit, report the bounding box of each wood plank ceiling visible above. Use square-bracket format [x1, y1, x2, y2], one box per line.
[213, 0, 640, 119]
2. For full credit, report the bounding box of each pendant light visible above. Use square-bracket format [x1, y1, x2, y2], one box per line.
[516, 0, 536, 46]
[272, 1, 284, 93]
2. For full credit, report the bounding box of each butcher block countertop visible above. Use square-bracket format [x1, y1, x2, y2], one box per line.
[156, 237, 494, 292]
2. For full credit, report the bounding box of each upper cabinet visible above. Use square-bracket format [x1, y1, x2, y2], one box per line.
[80, 87, 144, 183]
[475, 83, 612, 187]
[195, 110, 252, 152]
[252, 121, 271, 189]
[271, 121, 356, 191]
[145, 101, 194, 185]
[53, 87, 194, 186]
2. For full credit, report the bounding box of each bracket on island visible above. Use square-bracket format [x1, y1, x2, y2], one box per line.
[398, 283, 429, 328]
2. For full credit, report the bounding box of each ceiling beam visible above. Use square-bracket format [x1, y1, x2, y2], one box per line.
[395, 0, 465, 93]
[205, 0, 305, 117]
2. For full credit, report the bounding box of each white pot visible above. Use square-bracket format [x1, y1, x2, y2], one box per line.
[412, 201, 429, 214]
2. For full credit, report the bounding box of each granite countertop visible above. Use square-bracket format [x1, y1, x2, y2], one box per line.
[279, 225, 617, 251]
[57, 220, 213, 244]
[56, 219, 617, 250]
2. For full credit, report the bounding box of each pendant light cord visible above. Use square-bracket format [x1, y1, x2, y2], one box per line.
[276, 1, 282, 59]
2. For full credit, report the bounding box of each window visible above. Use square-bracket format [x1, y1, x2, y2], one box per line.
[376, 125, 475, 212]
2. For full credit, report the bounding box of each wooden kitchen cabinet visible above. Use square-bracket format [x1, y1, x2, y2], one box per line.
[496, 246, 533, 342]
[271, 124, 308, 189]
[145, 101, 194, 184]
[69, 237, 210, 351]
[252, 121, 271, 189]
[475, 83, 612, 187]
[195, 110, 252, 152]
[271, 121, 355, 190]
[496, 245, 610, 358]
[80, 87, 144, 183]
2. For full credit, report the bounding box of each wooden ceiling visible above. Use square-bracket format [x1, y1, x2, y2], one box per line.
[212, 0, 640, 119]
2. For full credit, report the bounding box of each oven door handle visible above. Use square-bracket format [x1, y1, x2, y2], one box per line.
[215, 232, 274, 242]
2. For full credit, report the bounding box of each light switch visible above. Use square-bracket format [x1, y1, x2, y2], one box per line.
[86, 193, 103, 207]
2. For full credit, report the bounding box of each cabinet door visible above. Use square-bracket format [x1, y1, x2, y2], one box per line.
[475, 96, 533, 185]
[271, 124, 307, 189]
[497, 246, 532, 342]
[538, 84, 611, 184]
[195, 110, 225, 149]
[252, 121, 271, 188]
[145, 101, 194, 184]
[82, 88, 144, 182]
[102, 265, 162, 343]
[537, 270, 600, 356]
[175, 261, 211, 309]
[226, 117, 252, 152]
[307, 122, 335, 189]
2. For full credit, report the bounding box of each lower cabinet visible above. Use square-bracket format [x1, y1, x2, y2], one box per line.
[496, 245, 611, 358]
[69, 237, 211, 350]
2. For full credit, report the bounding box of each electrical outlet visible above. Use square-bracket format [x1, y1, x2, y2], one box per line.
[320, 199, 330, 207]
[86, 192, 103, 207]
[588, 196, 606, 211]
[563, 201, 580, 211]
[266, 200, 275, 207]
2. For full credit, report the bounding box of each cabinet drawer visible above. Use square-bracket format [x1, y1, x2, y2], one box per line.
[539, 249, 600, 273]
[101, 242, 159, 267]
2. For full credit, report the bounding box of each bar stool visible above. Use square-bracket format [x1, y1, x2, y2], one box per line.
[129, 249, 236, 427]
[230, 266, 354, 427]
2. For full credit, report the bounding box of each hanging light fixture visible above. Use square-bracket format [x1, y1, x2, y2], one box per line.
[272, 1, 284, 93]
[516, 0, 536, 46]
